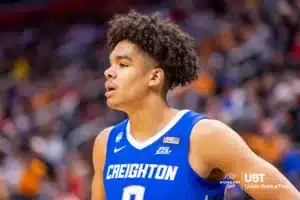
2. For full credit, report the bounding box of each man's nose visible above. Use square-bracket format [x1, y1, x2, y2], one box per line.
[104, 66, 117, 79]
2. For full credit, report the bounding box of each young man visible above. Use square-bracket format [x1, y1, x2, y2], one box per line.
[92, 10, 300, 200]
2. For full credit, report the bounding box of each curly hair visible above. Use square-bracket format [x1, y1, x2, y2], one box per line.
[107, 10, 201, 90]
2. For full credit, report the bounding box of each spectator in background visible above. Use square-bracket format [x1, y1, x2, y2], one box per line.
[0, 179, 8, 200]
[290, 31, 300, 65]
[12, 142, 46, 200]
[244, 118, 290, 166]
[12, 56, 30, 81]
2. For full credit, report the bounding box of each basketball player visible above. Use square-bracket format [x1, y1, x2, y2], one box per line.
[92, 10, 300, 200]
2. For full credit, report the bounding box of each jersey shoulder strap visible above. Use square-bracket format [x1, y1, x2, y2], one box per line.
[106, 119, 128, 152]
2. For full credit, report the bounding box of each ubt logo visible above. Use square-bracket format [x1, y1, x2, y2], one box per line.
[244, 173, 265, 183]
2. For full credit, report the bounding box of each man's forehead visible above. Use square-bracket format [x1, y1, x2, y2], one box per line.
[110, 42, 141, 61]
[112, 41, 138, 55]
[110, 40, 158, 67]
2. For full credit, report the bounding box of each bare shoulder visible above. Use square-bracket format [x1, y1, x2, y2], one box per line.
[92, 127, 113, 200]
[93, 126, 114, 170]
[191, 119, 246, 145]
[191, 119, 230, 141]
[190, 119, 253, 167]
[94, 126, 114, 148]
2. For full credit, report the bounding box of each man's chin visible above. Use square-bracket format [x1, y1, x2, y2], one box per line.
[106, 98, 122, 110]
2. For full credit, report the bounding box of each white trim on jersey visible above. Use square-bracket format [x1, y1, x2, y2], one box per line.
[126, 109, 189, 150]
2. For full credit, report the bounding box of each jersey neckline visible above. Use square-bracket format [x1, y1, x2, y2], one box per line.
[126, 109, 189, 150]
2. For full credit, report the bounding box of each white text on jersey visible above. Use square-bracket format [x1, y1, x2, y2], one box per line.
[106, 164, 178, 181]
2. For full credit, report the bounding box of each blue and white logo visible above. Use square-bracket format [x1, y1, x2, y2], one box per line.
[115, 132, 123, 143]
[155, 147, 172, 155]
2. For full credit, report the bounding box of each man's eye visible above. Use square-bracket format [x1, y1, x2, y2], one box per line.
[120, 63, 128, 68]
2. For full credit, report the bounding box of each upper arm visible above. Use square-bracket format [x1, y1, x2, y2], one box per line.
[91, 127, 113, 200]
[192, 119, 300, 200]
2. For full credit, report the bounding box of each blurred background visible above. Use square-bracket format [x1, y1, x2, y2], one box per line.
[0, 0, 299, 199]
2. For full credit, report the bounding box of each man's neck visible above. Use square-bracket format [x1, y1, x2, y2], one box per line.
[126, 97, 179, 142]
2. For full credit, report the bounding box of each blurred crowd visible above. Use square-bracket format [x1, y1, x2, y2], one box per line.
[0, 0, 300, 199]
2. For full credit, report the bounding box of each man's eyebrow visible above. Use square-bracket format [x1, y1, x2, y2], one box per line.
[110, 54, 133, 62]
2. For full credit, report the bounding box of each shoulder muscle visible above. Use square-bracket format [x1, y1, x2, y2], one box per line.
[93, 126, 114, 171]
[190, 119, 253, 170]
[91, 126, 114, 200]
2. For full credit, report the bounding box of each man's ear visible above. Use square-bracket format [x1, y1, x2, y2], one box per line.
[148, 68, 165, 88]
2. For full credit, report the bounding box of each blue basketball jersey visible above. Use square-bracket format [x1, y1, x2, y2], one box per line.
[103, 109, 227, 200]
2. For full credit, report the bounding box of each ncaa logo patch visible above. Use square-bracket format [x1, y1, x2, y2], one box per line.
[115, 132, 123, 143]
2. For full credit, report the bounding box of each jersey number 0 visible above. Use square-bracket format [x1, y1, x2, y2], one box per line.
[122, 185, 145, 200]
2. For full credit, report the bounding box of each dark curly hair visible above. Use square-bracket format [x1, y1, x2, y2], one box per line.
[107, 10, 201, 90]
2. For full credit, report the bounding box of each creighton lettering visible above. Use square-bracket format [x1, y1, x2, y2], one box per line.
[106, 163, 178, 181]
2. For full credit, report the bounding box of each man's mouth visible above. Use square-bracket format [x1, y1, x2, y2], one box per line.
[107, 86, 116, 92]
[105, 82, 117, 96]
